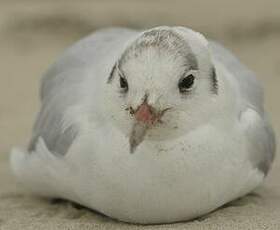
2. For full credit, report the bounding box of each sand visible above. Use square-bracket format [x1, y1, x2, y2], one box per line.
[0, 0, 280, 229]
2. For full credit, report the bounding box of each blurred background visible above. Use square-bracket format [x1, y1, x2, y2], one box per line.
[0, 0, 279, 228]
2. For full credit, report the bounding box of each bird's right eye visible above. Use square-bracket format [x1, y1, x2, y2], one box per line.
[119, 76, 128, 92]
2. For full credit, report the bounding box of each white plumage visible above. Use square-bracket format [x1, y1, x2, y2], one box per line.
[11, 26, 275, 224]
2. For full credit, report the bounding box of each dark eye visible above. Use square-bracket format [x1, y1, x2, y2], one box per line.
[119, 76, 128, 92]
[178, 74, 195, 93]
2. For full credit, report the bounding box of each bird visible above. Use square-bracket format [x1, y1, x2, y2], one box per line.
[10, 26, 276, 224]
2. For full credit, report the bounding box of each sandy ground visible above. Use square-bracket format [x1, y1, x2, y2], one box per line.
[0, 0, 280, 229]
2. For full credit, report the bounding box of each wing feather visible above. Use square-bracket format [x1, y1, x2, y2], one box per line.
[29, 28, 137, 155]
[210, 41, 276, 175]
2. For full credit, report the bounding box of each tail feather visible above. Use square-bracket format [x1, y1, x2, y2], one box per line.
[10, 137, 70, 197]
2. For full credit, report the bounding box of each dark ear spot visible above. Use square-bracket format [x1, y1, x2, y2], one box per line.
[107, 63, 117, 83]
[211, 67, 218, 94]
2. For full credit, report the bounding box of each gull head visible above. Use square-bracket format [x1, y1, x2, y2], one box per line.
[105, 27, 219, 152]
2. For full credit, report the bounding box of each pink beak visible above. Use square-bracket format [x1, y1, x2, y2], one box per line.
[134, 102, 157, 125]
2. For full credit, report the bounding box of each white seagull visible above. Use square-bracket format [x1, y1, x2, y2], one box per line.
[11, 26, 276, 224]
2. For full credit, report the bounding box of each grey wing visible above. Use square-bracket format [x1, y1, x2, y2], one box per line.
[28, 28, 137, 156]
[210, 41, 264, 116]
[210, 41, 276, 175]
[254, 119, 276, 175]
[28, 68, 84, 156]
[241, 109, 276, 175]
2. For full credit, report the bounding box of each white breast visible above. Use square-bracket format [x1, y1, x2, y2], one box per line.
[54, 119, 264, 224]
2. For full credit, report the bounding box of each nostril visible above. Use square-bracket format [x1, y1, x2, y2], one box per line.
[160, 107, 172, 116]
[126, 106, 135, 115]
[129, 106, 135, 115]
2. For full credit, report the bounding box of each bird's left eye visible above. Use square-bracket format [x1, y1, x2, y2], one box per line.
[178, 74, 195, 93]
[119, 76, 128, 92]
